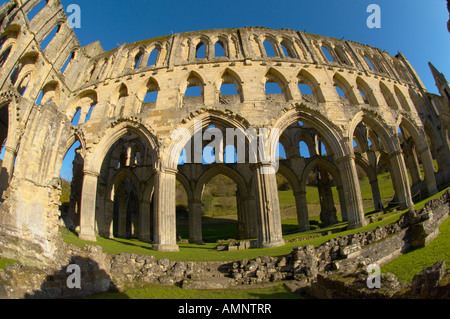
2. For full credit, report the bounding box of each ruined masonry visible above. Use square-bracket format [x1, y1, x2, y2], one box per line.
[0, 0, 449, 269]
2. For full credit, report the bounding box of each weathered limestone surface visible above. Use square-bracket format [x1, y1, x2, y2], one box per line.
[0, 0, 449, 286]
[0, 189, 448, 299]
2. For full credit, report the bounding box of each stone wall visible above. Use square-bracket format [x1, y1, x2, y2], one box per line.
[1, 189, 448, 299]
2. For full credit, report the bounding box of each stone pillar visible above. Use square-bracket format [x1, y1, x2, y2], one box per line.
[0, 146, 16, 199]
[152, 167, 179, 252]
[79, 171, 99, 242]
[104, 199, 114, 238]
[118, 196, 127, 238]
[188, 199, 203, 244]
[139, 200, 152, 242]
[403, 144, 422, 186]
[388, 150, 414, 210]
[336, 185, 348, 222]
[418, 146, 438, 196]
[335, 155, 367, 229]
[251, 163, 285, 248]
[294, 191, 310, 231]
[369, 178, 383, 212]
[236, 192, 245, 240]
[243, 196, 258, 239]
[317, 169, 338, 226]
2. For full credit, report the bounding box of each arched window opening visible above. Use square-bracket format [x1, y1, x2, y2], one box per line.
[276, 143, 286, 160]
[201, 174, 239, 242]
[196, 42, 206, 59]
[280, 39, 296, 58]
[352, 122, 396, 212]
[317, 139, 327, 156]
[143, 78, 159, 106]
[134, 51, 143, 69]
[220, 83, 238, 96]
[36, 90, 43, 105]
[0, 143, 5, 162]
[281, 44, 290, 58]
[18, 73, 31, 96]
[147, 48, 159, 66]
[298, 83, 313, 95]
[119, 84, 128, 99]
[144, 91, 158, 103]
[224, 145, 237, 164]
[321, 46, 334, 62]
[263, 40, 277, 57]
[380, 82, 398, 110]
[61, 51, 75, 74]
[265, 82, 283, 95]
[71, 108, 81, 126]
[185, 86, 202, 97]
[358, 89, 369, 104]
[9, 64, 21, 85]
[0, 46, 12, 67]
[305, 165, 340, 227]
[299, 141, 311, 158]
[364, 56, 376, 71]
[335, 85, 346, 98]
[175, 179, 189, 239]
[0, 106, 8, 153]
[215, 41, 225, 57]
[27, 0, 47, 22]
[334, 47, 350, 65]
[395, 86, 411, 112]
[40, 25, 60, 51]
[184, 73, 204, 105]
[59, 140, 82, 231]
[84, 104, 96, 123]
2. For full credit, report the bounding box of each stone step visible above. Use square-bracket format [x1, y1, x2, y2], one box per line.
[182, 277, 235, 290]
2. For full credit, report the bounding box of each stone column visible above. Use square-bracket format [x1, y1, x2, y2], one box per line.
[79, 171, 99, 242]
[243, 196, 258, 239]
[317, 169, 338, 226]
[417, 146, 438, 196]
[336, 185, 348, 222]
[236, 192, 245, 240]
[294, 191, 310, 232]
[388, 150, 414, 210]
[251, 163, 285, 248]
[118, 197, 127, 238]
[103, 199, 114, 238]
[152, 167, 179, 252]
[335, 155, 367, 229]
[139, 200, 152, 242]
[188, 199, 203, 244]
[369, 178, 383, 212]
[403, 145, 422, 186]
[0, 146, 16, 199]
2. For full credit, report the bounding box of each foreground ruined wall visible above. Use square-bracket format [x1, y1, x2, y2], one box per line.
[0, 0, 449, 267]
[0, 189, 448, 299]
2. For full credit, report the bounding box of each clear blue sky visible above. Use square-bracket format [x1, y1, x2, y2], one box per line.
[54, 0, 449, 94]
[1, 0, 449, 179]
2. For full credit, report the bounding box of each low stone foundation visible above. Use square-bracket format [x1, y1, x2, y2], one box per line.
[0, 190, 448, 299]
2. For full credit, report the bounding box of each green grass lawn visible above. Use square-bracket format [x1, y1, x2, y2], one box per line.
[60, 209, 405, 262]
[381, 214, 450, 284]
[60, 187, 450, 264]
[88, 283, 302, 299]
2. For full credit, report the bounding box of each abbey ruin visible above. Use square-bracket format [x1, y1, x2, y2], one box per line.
[0, 0, 449, 275]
